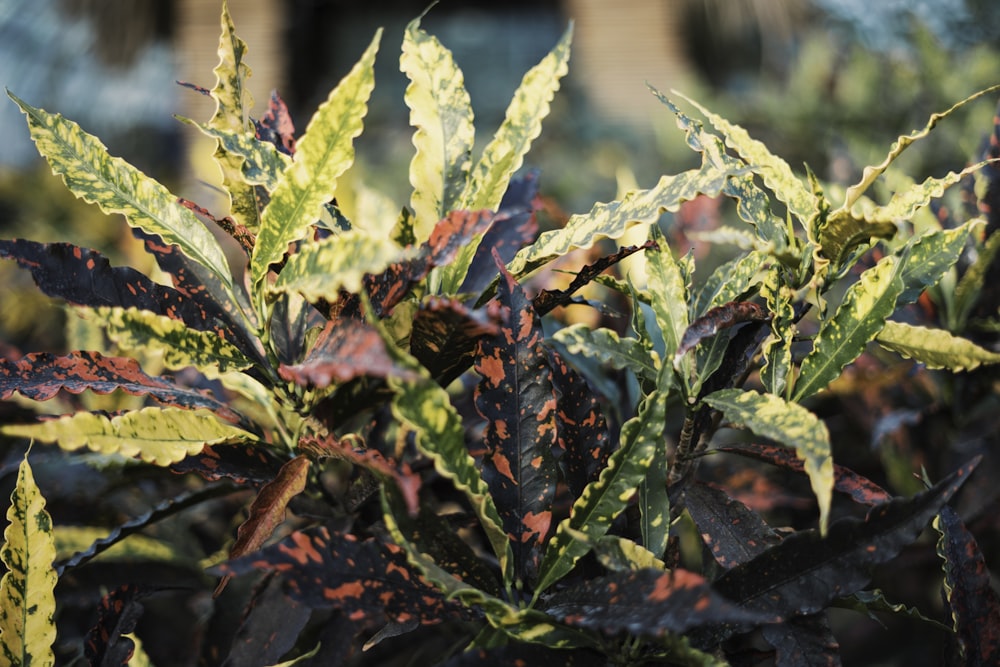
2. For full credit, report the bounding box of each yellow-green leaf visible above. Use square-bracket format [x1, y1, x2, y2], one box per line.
[388, 376, 512, 583]
[54, 526, 179, 564]
[251, 31, 380, 287]
[0, 454, 56, 667]
[208, 0, 260, 231]
[401, 16, 475, 243]
[954, 228, 1000, 329]
[79, 306, 253, 378]
[843, 84, 1000, 210]
[551, 324, 659, 382]
[676, 92, 817, 226]
[2, 408, 255, 466]
[646, 225, 689, 364]
[7, 91, 233, 290]
[794, 255, 903, 401]
[876, 321, 1000, 371]
[181, 121, 290, 191]
[465, 25, 571, 212]
[703, 388, 832, 534]
[507, 164, 731, 279]
[272, 231, 402, 302]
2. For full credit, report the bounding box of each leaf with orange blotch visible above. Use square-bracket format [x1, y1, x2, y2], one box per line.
[279, 318, 419, 387]
[474, 251, 557, 586]
[544, 568, 779, 637]
[212, 526, 470, 626]
[409, 296, 502, 386]
[684, 481, 781, 571]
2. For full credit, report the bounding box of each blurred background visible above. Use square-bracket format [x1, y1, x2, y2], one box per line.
[0, 0, 998, 352]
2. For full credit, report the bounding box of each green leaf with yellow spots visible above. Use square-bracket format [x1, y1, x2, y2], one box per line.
[388, 376, 512, 584]
[842, 85, 1000, 211]
[646, 225, 689, 365]
[0, 454, 56, 667]
[897, 220, 980, 307]
[875, 321, 1000, 371]
[250, 31, 380, 288]
[862, 164, 985, 228]
[534, 389, 666, 598]
[702, 388, 832, 534]
[676, 92, 817, 226]
[180, 121, 290, 191]
[272, 231, 402, 303]
[759, 267, 794, 397]
[6, 91, 233, 290]
[814, 208, 897, 268]
[794, 255, 904, 401]
[506, 163, 732, 282]
[2, 408, 255, 466]
[551, 323, 659, 382]
[593, 535, 666, 572]
[400, 16, 475, 243]
[80, 306, 253, 379]
[464, 25, 571, 213]
[208, 0, 260, 231]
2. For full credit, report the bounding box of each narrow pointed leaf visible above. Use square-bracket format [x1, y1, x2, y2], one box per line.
[759, 266, 794, 396]
[3, 407, 255, 466]
[544, 568, 778, 637]
[551, 324, 659, 382]
[7, 91, 232, 288]
[256, 90, 297, 155]
[506, 164, 732, 279]
[213, 526, 467, 623]
[676, 93, 817, 225]
[535, 390, 666, 596]
[208, 0, 260, 232]
[81, 306, 253, 378]
[251, 31, 380, 286]
[388, 375, 511, 580]
[83, 584, 146, 667]
[0, 454, 56, 667]
[646, 225, 689, 363]
[272, 230, 401, 302]
[935, 505, 1000, 666]
[0, 350, 241, 421]
[279, 318, 419, 388]
[702, 389, 832, 533]
[713, 457, 979, 617]
[230, 456, 310, 562]
[843, 85, 1000, 209]
[865, 164, 985, 227]
[401, 17, 475, 242]
[794, 255, 904, 401]
[677, 301, 768, 362]
[638, 438, 669, 559]
[875, 321, 1000, 371]
[475, 254, 557, 584]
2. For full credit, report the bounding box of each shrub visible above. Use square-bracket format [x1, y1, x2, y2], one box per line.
[1, 3, 999, 665]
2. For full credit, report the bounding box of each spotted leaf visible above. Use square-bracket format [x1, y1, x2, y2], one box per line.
[474, 253, 557, 585]
[934, 505, 1000, 666]
[703, 389, 832, 534]
[83, 584, 147, 667]
[409, 296, 501, 386]
[212, 526, 468, 625]
[0, 350, 241, 422]
[684, 481, 781, 570]
[2, 407, 256, 466]
[551, 324, 659, 383]
[400, 15, 475, 242]
[7, 91, 233, 289]
[896, 220, 979, 307]
[544, 568, 778, 637]
[793, 255, 904, 401]
[0, 454, 56, 667]
[170, 443, 284, 487]
[279, 318, 418, 388]
[713, 458, 979, 618]
[251, 31, 379, 287]
[535, 389, 666, 597]
[875, 321, 1000, 372]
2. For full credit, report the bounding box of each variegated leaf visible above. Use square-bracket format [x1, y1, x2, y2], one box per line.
[814, 208, 897, 267]
[181, 121, 290, 190]
[388, 375, 512, 583]
[272, 230, 402, 302]
[702, 388, 833, 534]
[0, 454, 56, 667]
[897, 220, 980, 306]
[863, 164, 985, 226]
[875, 321, 1000, 371]
[692, 250, 768, 318]
[551, 324, 659, 382]
[759, 266, 794, 397]
[646, 225, 689, 366]
[534, 390, 666, 597]
[251, 31, 380, 287]
[954, 228, 1000, 329]
[80, 306, 253, 378]
[401, 16, 475, 243]
[676, 92, 817, 225]
[506, 164, 732, 279]
[843, 85, 1000, 210]
[794, 255, 903, 401]
[2, 408, 255, 466]
[7, 91, 233, 289]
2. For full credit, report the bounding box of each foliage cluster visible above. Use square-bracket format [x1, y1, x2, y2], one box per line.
[1, 3, 999, 665]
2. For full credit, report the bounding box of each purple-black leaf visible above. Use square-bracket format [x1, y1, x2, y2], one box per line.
[761, 614, 841, 667]
[684, 481, 781, 570]
[409, 296, 501, 386]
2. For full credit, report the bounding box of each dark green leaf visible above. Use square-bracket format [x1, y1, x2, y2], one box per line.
[684, 482, 780, 570]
